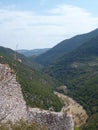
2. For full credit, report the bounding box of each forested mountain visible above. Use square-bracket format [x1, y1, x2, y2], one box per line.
[1, 28, 98, 129]
[45, 37, 98, 130]
[17, 48, 50, 57]
[35, 28, 98, 66]
[0, 46, 63, 111]
[46, 37, 98, 83]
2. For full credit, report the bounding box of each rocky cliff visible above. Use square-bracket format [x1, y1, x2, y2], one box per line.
[0, 63, 74, 130]
[0, 64, 27, 122]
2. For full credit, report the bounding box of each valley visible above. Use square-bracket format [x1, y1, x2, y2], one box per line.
[17, 48, 50, 57]
[0, 28, 98, 130]
[0, 63, 74, 130]
[0, 63, 87, 130]
[0, 61, 88, 130]
[34, 29, 98, 130]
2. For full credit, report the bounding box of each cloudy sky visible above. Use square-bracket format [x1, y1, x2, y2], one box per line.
[0, 0, 98, 50]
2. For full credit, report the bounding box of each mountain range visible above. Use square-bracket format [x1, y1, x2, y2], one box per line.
[34, 28, 98, 66]
[0, 28, 98, 130]
[43, 29, 98, 130]
[17, 48, 50, 57]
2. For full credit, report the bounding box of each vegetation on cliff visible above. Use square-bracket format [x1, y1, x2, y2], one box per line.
[0, 46, 63, 112]
[0, 120, 48, 130]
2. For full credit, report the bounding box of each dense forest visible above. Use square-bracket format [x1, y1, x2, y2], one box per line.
[34, 28, 98, 66]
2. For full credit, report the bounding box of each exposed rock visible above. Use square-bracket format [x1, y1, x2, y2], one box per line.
[28, 108, 74, 130]
[0, 64, 28, 122]
[0, 63, 74, 130]
[54, 91, 88, 127]
[56, 85, 68, 93]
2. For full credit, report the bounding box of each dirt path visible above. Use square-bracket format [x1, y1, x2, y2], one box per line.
[54, 91, 88, 127]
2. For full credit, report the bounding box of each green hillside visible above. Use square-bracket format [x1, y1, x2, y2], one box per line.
[45, 37, 98, 129]
[46, 37, 98, 83]
[82, 113, 98, 130]
[0, 46, 35, 67]
[0, 46, 63, 111]
[34, 28, 98, 66]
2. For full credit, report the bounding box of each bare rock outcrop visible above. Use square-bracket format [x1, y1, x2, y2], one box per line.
[28, 108, 74, 130]
[0, 64, 28, 122]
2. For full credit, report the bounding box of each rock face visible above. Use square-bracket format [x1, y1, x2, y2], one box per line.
[28, 108, 74, 130]
[0, 64, 28, 122]
[0, 63, 74, 130]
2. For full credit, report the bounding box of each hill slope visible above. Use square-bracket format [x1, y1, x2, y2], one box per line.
[35, 28, 98, 66]
[0, 46, 63, 111]
[46, 37, 98, 130]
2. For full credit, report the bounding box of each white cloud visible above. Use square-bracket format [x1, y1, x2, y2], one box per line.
[0, 4, 98, 49]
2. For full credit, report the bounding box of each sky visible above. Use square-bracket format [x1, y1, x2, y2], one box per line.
[0, 0, 98, 50]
